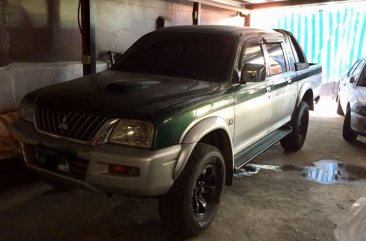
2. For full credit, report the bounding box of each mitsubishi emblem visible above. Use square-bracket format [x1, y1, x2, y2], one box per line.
[57, 116, 68, 131]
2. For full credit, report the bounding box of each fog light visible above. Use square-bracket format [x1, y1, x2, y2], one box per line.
[109, 164, 139, 176]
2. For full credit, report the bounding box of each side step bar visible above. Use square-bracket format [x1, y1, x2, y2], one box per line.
[234, 125, 292, 171]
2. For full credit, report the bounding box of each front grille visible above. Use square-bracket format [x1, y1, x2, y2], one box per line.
[35, 105, 109, 141]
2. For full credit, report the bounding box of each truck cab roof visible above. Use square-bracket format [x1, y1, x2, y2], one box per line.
[155, 25, 285, 41]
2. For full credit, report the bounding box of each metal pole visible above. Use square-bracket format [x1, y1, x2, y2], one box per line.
[0, 0, 10, 66]
[80, 0, 96, 75]
[192, 2, 201, 25]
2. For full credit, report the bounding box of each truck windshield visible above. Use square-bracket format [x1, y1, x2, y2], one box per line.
[113, 32, 236, 82]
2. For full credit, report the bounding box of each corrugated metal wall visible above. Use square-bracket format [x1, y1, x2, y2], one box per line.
[252, 2, 366, 84]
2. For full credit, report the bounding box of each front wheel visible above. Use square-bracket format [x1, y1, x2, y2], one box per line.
[159, 143, 225, 238]
[342, 108, 358, 142]
[280, 101, 309, 151]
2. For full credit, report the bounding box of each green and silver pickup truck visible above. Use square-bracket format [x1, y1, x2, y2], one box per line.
[10, 25, 321, 237]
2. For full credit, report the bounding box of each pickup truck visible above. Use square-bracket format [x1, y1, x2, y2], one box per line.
[10, 26, 321, 237]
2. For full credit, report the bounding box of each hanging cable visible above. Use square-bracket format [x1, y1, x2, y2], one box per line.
[78, 0, 89, 60]
[77, 0, 82, 34]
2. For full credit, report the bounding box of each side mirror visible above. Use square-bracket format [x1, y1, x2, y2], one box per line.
[240, 63, 266, 84]
[295, 62, 309, 71]
[350, 76, 355, 84]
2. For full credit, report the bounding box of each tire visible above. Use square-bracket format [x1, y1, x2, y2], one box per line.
[336, 98, 344, 116]
[342, 108, 358, 142]
[280, 101, 309, 151]
[159, 143, 225, 238]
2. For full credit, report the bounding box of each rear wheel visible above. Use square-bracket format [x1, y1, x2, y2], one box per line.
[159, 143, 225, 238]
[280, 101, 309, 151]
[342, 108, 358, 142]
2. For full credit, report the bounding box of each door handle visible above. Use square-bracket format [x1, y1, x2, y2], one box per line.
[286, 78, 292, 84]
[266, 87, 271, 92]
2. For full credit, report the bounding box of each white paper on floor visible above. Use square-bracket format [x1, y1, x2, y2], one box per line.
[235, 164, 282, 177]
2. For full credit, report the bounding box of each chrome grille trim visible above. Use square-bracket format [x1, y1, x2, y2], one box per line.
[35, 105, 118, 146]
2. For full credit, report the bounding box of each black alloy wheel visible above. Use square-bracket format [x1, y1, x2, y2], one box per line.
[159, 143, 225, 238]
[192, 164, 218, 218]
[297, 105, 309, 143]
[280, 101, 309, 151]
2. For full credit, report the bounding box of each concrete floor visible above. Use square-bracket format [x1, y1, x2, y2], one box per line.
[0, 97, 366, 241]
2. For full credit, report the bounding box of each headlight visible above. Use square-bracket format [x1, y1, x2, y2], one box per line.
[354, 106, 366, 115]
[19, 98, 35, 122]
[109, 119, 154, 148]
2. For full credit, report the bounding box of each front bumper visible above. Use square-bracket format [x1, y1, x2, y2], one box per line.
[9, 120, 181, 197]
[351, 110, 366, 135]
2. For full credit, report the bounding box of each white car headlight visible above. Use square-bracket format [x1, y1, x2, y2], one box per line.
[109, 119, 154, 148]
[354, 106, 366, 115]
[19, 99, 35, 122]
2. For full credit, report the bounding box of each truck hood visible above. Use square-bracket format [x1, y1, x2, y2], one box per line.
[33, 70, 220, 119]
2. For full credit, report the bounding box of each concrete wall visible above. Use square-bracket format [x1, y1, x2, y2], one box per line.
[95, 0, 243, 60]
[8, 0, 81, 62]
[6, 0, 242, 63]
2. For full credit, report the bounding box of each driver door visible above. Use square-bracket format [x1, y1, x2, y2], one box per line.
[233, 43, 273, 154]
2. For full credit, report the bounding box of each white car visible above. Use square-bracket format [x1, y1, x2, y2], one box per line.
[337, 57, 366, 141]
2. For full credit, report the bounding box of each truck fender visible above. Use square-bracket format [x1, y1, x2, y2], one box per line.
[173, 117, 233, 179]
[297, 82, 314, 110]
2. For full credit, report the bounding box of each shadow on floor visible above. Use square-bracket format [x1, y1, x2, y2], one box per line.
[0, 157, 40, 193]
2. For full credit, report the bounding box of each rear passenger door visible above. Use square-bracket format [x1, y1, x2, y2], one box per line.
[264, 42, 297, 132]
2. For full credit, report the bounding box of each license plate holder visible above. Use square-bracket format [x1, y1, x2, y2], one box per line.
[35, 144, 76, 173]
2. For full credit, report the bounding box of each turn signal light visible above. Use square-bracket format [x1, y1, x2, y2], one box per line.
[109, 164, 139, 176]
